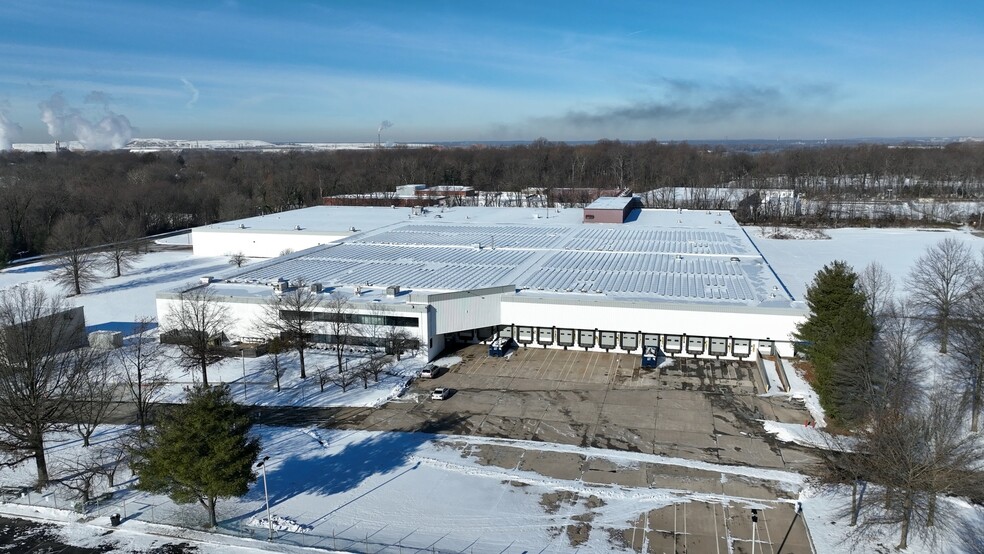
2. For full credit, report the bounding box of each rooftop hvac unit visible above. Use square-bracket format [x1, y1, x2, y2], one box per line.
[200, 276, 213, 284]
[239, 223, 246, 229]
[294, 224, 302, 231]
[273, 278, 289, 294]
[310, 283, 323, 293]
[386, 285, 401, 298]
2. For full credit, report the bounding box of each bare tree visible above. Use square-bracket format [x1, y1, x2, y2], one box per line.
[0, 286, 93, 487]
[385, 327, 416, 361]
[325, 292, 355, 372]
[324, 367, 356, 393]
[70, 353, 119, 447]
[906, 238, 976, 353]
[228, 252, 248, 268]
[949, 284, 984, 431]
[162, 286, 230, 386]
[116, 317, 166, 430]
[256, 279, 323, 379]
[47, 214, 101, 295]
[848, 390, 984, 550]
[99, 216, 143, 278]
[857, 261, 896, 322]
[263, 337, 288, 392]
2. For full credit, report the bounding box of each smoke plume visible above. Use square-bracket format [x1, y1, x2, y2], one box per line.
[0, 110, 22, 151]
[378, 120, 394, 133]
[38, 92, 134, 150]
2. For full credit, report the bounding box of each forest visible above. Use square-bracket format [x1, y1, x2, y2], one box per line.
[1, 140, 984, 263]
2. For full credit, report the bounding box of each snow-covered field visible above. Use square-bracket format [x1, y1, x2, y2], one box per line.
[1, 228, 983, 553]
[751, 226, 982, 300]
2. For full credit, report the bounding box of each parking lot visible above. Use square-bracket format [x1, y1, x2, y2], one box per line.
[335, 343, 816, 470]
[326, 343, 817, 552]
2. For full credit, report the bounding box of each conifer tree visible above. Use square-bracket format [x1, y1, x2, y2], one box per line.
[795, 261, 874, 422]
[131, 385, 260, 528]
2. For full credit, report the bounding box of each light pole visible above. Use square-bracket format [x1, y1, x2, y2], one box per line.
[256, 455, 272, 540]
[750, 508, 758, 554]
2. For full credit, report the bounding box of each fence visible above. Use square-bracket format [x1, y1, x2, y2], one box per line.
[0, 486, 503, 554]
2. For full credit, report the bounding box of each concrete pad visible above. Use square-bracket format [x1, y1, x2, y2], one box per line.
[581, 457, 649, 488]
[603, 389, 660, 406]
[588, 424, 652, 453]
[645, 463, 724, 495]
[599, 403, 657, 429]
[517, 449, 585, 481]
[531, 419, 591, 447]
[716, 435, 787, 469]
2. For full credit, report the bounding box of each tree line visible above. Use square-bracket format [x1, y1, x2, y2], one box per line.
[3, 141, 984, 263]
[795, 238, 984, 549]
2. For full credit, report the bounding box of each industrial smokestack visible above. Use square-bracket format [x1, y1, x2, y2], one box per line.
[377, 120, 393, 146]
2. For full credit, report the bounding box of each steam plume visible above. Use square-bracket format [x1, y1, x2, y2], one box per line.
[38, 92, 134, 150]
[0, 110, 22, 151]
[377, 120, 394, 133]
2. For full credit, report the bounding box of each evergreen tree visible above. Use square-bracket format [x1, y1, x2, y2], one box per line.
[795, 261, 875, 422]
[131, 385, 260, 528]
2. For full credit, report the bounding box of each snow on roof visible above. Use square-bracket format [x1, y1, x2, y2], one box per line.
[585, 196, 636, 210]
[216, 207, 797, 309]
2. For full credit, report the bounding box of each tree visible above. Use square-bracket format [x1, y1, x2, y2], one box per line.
[844, 391, 984, 550]
[163, 286, 230, 386]
[263, 337, 288, 392]
[256, 280, 323, 379]
[228, 252, 248, 268]
[322, 366, 356, 393]
[324, 292, 354, 373]
[47, 214, 101, 295]
[131, 384, 259, 528]
[906, 238, 976, 353]
[70, 353, 118, 447]
[0, 286, 94, 487]
[949, 284, 984, 431]
[794, 261, 875, 423]
[116, 317, 166, 430]
[857, 261, 895, 323]
[385, 327, 415, 361]
[99, 216, 143, 278]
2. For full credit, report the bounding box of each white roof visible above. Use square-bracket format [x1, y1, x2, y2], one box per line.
[216, 207, 797, 309]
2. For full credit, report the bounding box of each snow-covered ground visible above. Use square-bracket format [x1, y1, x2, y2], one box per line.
[751, 226, 981, 300]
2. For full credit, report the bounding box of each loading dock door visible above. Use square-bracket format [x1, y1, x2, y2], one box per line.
[557, 329, 575, 347]
[621, 332, 638, 351]
[517, 326, 534, 344]
[709, 337, 728, 356]
[599, 331, 617, 349]
[664, 335, 683, 353]
[642, 334, 660, 348]
[732, 338, 752, 357]
[578, 330, 595, 348]
[686, 336, 705, 354]
[499, 326, 513, 339]
[537, 327, 553, 345]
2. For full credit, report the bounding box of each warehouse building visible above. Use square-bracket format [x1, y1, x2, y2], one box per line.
[160, 202, 806, 362]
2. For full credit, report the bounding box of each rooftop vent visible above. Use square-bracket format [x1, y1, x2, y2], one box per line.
[310, 283, 323, 293]
[294, 224, 302, 231]
[730, 256, 740, 262]
[239, 224, 246, 229]
[200, 276, 213, 285]
[386, 285, 401, 298]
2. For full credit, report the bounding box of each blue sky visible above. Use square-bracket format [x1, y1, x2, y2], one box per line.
[1, 0, 983, 143]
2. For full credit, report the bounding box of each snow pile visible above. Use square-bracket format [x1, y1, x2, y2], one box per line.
[761, 421, 854, 451]
[431, 355, 462, 368]
[781, 358, 827, 428]
[246, 514, 312, 533]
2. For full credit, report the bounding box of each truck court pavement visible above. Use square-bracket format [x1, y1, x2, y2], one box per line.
[322, 344, 818, 553]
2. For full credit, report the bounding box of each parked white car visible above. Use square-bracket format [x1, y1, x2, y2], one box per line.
[421, 364, 440, 378]
[431, 387, 450, 400]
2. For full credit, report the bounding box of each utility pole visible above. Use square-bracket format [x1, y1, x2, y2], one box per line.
[256, 456, 273, 540]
